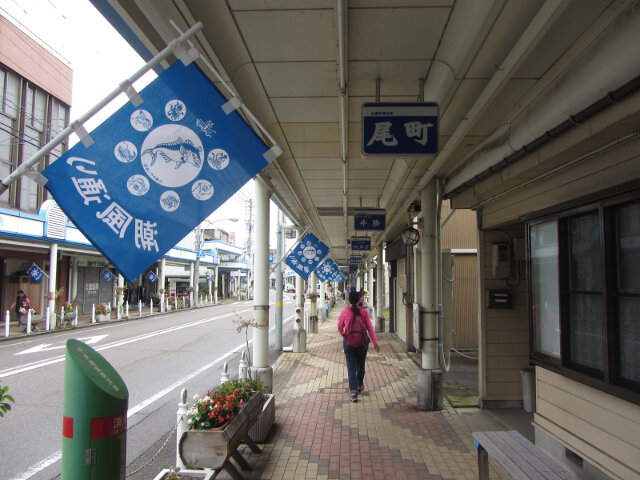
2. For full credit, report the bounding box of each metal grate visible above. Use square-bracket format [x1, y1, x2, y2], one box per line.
[46, 203, 67, 239]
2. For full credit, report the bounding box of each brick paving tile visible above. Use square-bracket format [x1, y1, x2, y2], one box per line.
[211, 306, 510, 480]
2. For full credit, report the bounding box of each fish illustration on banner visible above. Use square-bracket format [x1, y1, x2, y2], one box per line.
[42, 61, 275, 281]
[315, 258, 342, 283]
[285, 233, 328, 280]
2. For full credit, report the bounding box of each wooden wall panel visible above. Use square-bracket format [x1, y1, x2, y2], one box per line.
[535, 368, 640, 480]
[451, 253, 478, 349]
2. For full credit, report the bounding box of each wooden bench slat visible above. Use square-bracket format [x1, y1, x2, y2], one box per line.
[488, 431, 566, 480]
[473, 430, 578, 480]
[504, 431, 576, 480]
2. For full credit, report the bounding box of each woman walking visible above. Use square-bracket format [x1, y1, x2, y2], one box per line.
[338, 290, 380, 402]
[11, 290, 30, 327]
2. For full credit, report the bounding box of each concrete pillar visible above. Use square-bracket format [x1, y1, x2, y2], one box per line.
[116, 274, 124, 320]
[250, 179, 272, 389]
[48, 243, 58, 325]
[375, 245, 385, 332]
[367, 262, 374, 307]
[319, 280, 326, 321]
[417, 179, 443, 411]
[213, 265, 218, 303]
[308, 272, 318, 333]
[159, 258, 166, 311]
[275, 211, 284, 351]
[70, 256, 78, 302]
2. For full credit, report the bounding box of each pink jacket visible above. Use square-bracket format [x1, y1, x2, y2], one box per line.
[337, 306, 379, 347]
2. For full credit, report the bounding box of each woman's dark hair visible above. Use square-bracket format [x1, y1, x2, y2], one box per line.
[17, 290, 24, 295]
[348, 290, 361, 315]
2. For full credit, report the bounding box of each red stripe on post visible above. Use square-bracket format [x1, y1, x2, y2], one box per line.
[62, 416, 74, 438]
[91, 412, 127, 439]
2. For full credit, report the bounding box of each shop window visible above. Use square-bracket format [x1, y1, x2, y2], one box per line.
[529, 194, 640, 401]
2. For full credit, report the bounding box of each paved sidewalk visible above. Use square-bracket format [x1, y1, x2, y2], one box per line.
[222, 308, 510, 480]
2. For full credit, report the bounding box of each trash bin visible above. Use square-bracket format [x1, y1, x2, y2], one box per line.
[520, 368, 535, 413]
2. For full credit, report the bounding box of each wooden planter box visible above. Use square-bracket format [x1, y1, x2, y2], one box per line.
[179, 391, 265, 476]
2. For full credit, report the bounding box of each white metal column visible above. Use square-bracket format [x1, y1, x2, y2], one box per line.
[252, 179, 270, 372]
[48, 243, 58, 321]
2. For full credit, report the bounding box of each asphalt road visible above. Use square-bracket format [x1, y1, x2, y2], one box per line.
[0, 292, 296, 480]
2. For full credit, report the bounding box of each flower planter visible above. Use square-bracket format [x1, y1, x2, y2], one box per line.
[153, 468, 214, 480]
[96, 313, 110, 322]
[248, 393, 275, 442]
[179, 391, 264, 473]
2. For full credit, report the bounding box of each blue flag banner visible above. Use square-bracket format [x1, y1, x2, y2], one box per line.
[315, 258, 340, 282]
[27, 264, 45, 283]
[42, 61, 272, 281]
[101, 269, 115, 283]
[285, 233, 328, 280]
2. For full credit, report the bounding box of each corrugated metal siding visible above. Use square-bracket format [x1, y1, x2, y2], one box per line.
[441, 200, 478, 250]
[451, 254, 478, 349]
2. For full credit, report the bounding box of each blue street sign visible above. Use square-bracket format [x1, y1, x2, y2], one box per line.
[354, 208, 386, 231]
[285, 233, 328, 280]
[205, 274, 212, 281]
[27, 264, 45, 283]
[101, 269, 115, 283]
[349, 256, 363, 264]
[196, 249, 205, 258]
[146, 271, 158, 283]
[351, 236, 371, 251]
[269, 250, 274, 263]
[42, 61, 276, 282]
[362, 102, 438, 156]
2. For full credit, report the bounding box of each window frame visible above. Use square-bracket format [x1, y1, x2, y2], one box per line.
[526, 186, 640, 405]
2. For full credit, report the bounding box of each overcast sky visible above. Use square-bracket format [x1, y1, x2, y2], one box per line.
[0, 0, 286, 247]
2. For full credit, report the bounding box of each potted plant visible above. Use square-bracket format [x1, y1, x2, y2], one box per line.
[186, 390, 239, 431]
[95, 303, 111, 322]
[62, 301, 76, 320]
[1, 382, 15, 417]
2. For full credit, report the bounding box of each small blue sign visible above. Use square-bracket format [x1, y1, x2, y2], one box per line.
[350, 256, 363, 264]
[101, 269, 115, 283]
[42, 61, 275, 282]
[241, 278, 247, 284]
[362, 102, 438, 156]
[206, 274, 212, 281]
[269, 251, 274, 263]
[351, 236, 371, 251]
[196, 249, 206, 258]
[354, 208, 386, 231]
[27, 264, 45, 283]
[146, 271, 158, 283]
[349, 265, 358, 274]
[285, 233, 329, 280]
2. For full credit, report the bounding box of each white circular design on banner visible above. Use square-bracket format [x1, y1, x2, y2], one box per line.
[130, 109, 153, 132]
[160, 190, 180, 212]
[192, 179, 214, 201]
[207, 148, 230, 170]
[127, 174, 150, 196]
[165, 100, 186, 121]
[302, 245, 317, 260]
[140, 125, 204, 188]
[114, 141, 137, 163]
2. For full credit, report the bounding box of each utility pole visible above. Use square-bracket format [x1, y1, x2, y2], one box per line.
[245, 199, 254, 299]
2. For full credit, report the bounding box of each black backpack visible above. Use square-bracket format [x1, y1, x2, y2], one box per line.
[346, 309, 367, 347]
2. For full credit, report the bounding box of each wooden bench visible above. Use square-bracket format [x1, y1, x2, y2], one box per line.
[473, 430, 578, 480]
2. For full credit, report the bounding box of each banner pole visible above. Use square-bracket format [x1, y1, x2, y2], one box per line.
[0, 22, 203, 195]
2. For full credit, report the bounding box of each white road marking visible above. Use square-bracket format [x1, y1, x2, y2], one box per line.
[15, 335, 109, 355]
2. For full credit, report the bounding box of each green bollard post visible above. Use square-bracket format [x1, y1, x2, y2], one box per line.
[62, 339, 129, 479]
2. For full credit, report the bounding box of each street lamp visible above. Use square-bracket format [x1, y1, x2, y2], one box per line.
[194, 217, 239, 306]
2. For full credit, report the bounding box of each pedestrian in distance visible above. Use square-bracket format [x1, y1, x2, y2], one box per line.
[11, 290, 30, 327]
[337, 289, 380, 403]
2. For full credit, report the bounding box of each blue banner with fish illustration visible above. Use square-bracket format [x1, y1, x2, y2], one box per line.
[285, 233, 328, 280]
[42, 61, 273, 281]
[314, 258, 343, 283]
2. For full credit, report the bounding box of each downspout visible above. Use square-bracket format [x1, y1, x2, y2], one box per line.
[337, 0, 348, 240]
